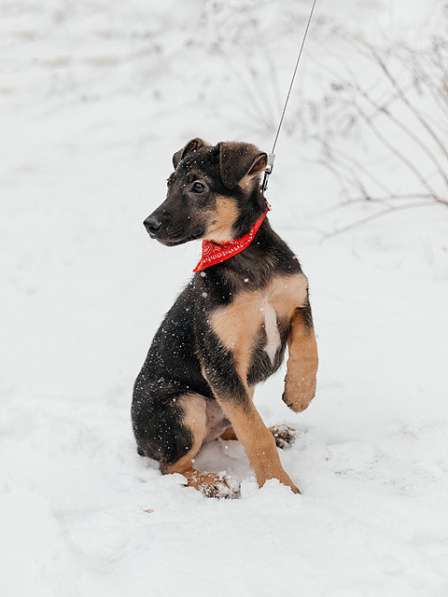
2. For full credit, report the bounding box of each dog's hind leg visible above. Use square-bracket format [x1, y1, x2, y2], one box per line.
[160, 394, 240, 498]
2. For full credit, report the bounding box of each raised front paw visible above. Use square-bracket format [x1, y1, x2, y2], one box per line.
[270, 424, 297, 449]
[282, 387, 315, 413]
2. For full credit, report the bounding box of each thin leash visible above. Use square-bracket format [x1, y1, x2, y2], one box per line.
[262, 0, 318, 192]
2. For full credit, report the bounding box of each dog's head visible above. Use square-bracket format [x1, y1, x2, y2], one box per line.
[143, 138, 267, 246]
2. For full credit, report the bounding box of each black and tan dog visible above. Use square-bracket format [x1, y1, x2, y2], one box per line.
[132, 138, 318, 497]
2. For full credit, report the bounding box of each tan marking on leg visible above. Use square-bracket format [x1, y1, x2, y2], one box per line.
[283, 309, 318, 412]
[204, 195, 239, 243]
[162, 394, 207, 474]
[216, 398, 300, 493]
[268, 273, 309, 320]
[161, 395, 239, 497]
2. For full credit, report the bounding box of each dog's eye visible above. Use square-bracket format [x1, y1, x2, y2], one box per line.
[191, 181, 206, 193]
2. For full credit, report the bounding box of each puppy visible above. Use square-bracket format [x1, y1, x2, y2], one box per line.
[132, 138, 318, 497]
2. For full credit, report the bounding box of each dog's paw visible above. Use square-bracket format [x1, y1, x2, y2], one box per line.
[282, 390, 314, 413]
[185, 471, 241, 499]
[203, 474, 241, 499]
[270, 424, 297, 449]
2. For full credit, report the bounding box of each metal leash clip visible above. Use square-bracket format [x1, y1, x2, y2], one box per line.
[261, 153, 276, 192]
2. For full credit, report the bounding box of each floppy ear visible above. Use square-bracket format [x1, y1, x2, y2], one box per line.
[218, 142, 268, 189]
[172, 138, 208, 168]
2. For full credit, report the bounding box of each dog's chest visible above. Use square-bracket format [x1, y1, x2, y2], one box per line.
[210, 273, 308, 367]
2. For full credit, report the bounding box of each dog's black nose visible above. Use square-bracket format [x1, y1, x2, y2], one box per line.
[144, 215, 162, 234]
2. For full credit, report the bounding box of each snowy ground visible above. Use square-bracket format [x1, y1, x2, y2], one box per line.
[1, 1, 448, 596]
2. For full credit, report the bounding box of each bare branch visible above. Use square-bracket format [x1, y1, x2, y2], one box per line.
[365, 42, 448, 163]
[349, 78, 448, 187]
[354, 101, 438, 198]
[321, 201, 436, 241]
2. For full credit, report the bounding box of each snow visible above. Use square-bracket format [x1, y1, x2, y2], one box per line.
[1, 1, 447, 596]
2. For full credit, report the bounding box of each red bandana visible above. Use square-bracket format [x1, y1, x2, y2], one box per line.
[193, 208, 269, 273]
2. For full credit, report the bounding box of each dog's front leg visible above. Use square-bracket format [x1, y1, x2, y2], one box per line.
[200, 345, 300, 493]
[217, 396, 300, 493]
[283, 300, 318, 413]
